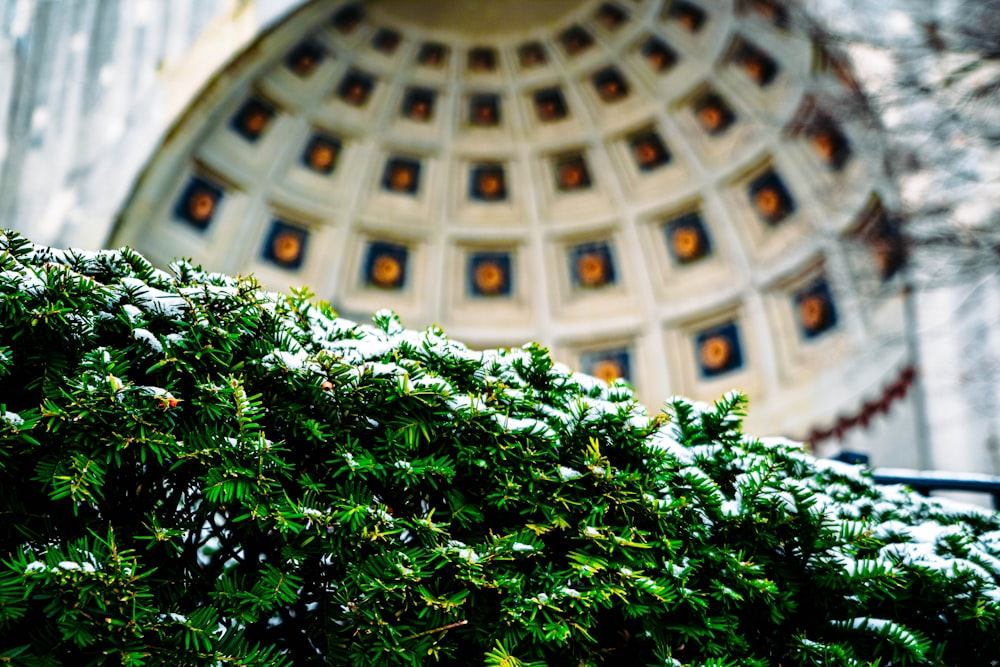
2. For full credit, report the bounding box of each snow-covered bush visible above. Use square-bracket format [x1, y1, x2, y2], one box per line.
[0, 230, 998, 666]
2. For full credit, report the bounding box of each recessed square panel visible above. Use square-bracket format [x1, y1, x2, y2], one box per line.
[470, 164, 507, 202]
[695, 322, 742, 377]
[371, 28, 401, 54]
[693, 92, 735, 135]
[175, 176, 223, 230]
[794, 280, 838, 338]
[641, 36, 678, 72]
[364, 241, 408, 289]
[301, 134, 341, 175]
[417, 42, 448, 67]
[518, 41, 547, 67]
[230, 97, 275, 142]
[629, 130, 671, 171]
[748, 170, 795, 225]
[560, 25, 594, 55]
[402, 88, 436, 122]
[533, 88, 569, 122]
[570, 241, 616, 289]
[596, 3, 629, 30]
[382, 157, 421, 195]
[468, 47, 498, 72]
[665, 212, 711, 264]
[808, 118, 851, 170]
[262, 220, 308, 270]
[593, 67, 629, 102]
[468, 252, 512, 297]
[868, 215, 906, 281]
[668, 1, 707, 32]
[749, 0, 790, 28]
[469, 94, 500, 127]
[554, 154, 592, 192]
[732, 41, 779, 87]
[581, 348, 631, 383]
[331, 4, 363, 32]
[337, 70, 375, 106]
[285, 40, 325, 77]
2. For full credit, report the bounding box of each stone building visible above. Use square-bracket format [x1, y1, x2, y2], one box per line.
[1, 0, 998, 476]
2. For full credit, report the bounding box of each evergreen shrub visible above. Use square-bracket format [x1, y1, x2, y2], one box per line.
[0, 230, 998, 666]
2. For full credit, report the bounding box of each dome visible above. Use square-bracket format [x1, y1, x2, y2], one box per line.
[111, 0, 911, 449]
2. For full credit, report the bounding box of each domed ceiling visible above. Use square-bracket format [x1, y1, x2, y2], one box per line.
[111, 0, 910, 442]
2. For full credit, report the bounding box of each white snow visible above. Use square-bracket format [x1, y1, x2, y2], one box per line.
[558, 466, 583, 481]
[120, 277, 188, 316]
[262, 349, 310, 370]
[121, 304, 142, 322]
[57, 560, 95, 572]
[132, 328, 162, 352]
[448, 394, 488, 414]
[2, 411, 23, 426]
[364, 362, 406, 377]
[646, 429, 695, 465]
[493, 413, 557, 440]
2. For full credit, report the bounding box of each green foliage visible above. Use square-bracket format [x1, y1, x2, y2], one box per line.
[0, 230, 998, 666]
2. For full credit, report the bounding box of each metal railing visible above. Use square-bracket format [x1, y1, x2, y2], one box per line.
[872, 469, 1000, 510]
[834, 452, 1000, 509]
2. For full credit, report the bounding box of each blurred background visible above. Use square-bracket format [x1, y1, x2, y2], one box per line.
[0, 0, 998, 479]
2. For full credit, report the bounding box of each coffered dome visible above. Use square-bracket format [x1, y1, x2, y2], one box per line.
[112, 0, 909, 445]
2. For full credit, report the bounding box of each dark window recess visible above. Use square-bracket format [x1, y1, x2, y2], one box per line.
[364, 241, 408, 289]
[808, 118, 851, 170]
[402, 88, 435, 122]
[382, 157, 421, 195]
[468, 47, 497, 72]
[534, 88, 568, 121]
[582, 348, 631, 383]
[175, 176, 223, 230]
[560, 25, 594, 55]
[470, 164, 507, 202]
[668, 1, 707, 32]
[666, 212, 712, 264]
[417, 42, 448, 67]
[748, 171, 795, 224]
[593, 67, 629, 102]
[794, 280, 838, 338]
[554, 154, 592, 191]
[469, 95, 500, 126]
[693, 92, 735, 135]
[230, 97, 275, 142]
[642, 37, 678, 72]
[696, 322, 743, 377]
[518, 41, 547, 67]
[331, 4, 363, 32]
[733, 41, 779, 87]
[468, 252, 512, 296]
[749, 0, 789, 28]
[262, 220, 308, 270]
[302, 134, 341, 174]
[596, 3, 628, 29]
[629, 130, 672, 171]
[570, 241, 615, 288]
[285, 41, 325, 77]
[869, 214, 906, 281]
[337, 70, 375, 106]
[371, 28, 401, 53]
